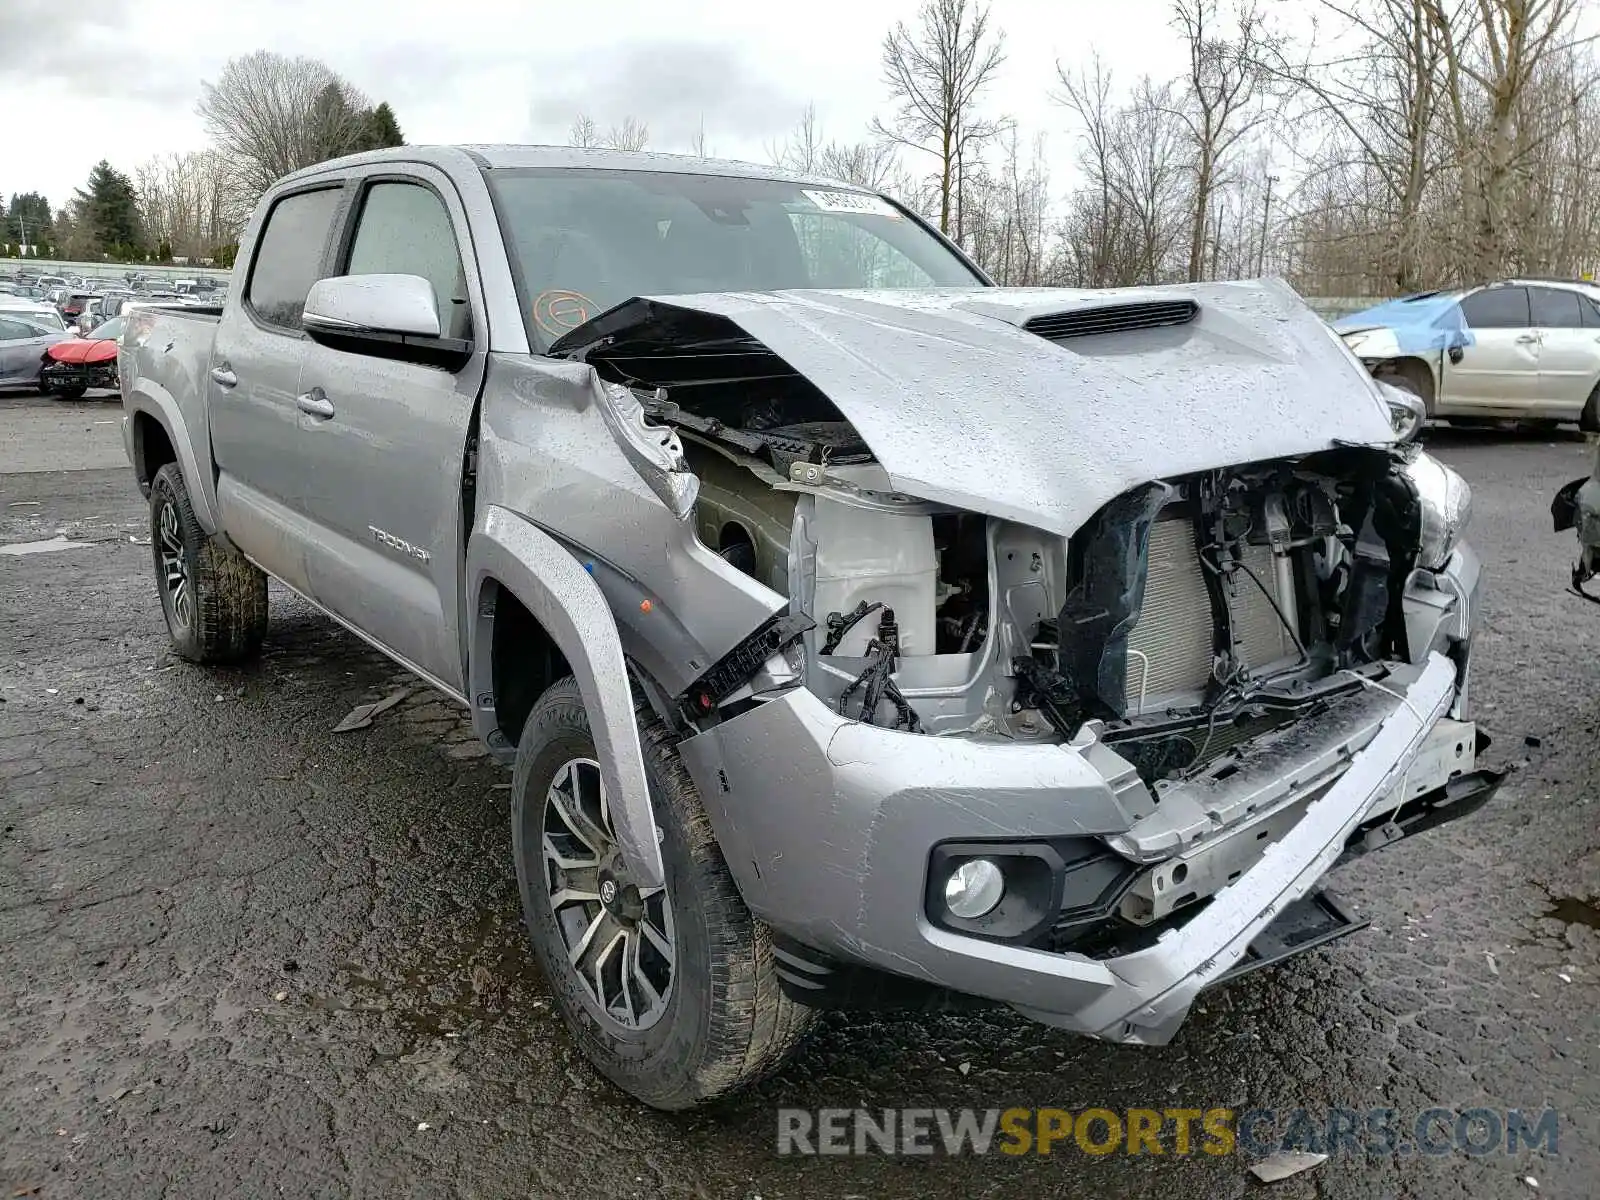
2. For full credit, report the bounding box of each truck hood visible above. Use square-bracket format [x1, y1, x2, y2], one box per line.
[553, 279, 1396, 536]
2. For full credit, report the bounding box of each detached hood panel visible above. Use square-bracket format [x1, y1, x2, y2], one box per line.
[558, 281, 1394, 537]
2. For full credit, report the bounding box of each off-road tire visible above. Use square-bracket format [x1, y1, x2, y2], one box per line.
[149, 463, 268, 663]
[511, 676, 813, 1110]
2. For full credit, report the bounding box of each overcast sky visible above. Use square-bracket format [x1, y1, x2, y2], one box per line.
[4, 0, 1208, 208]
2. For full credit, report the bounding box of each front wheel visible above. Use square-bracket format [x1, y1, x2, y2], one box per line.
[1375, 360, 1435, 419]
[149, 463, 268, 662]
[511, 677, 813, 1110]
[51, 384, 87, 401]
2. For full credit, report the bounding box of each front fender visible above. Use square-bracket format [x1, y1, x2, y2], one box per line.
[467, 504, 664, 889]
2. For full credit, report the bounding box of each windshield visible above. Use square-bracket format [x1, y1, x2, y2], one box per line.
[85, 316, 124, 340]
[486, 167, 984, 349]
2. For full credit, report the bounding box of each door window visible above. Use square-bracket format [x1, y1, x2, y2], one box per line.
[1581, 295, 1600, 328]
[1459, 287, 1530, 329]
[344, 181, 472, 340]
[1529, 287, 1584, 328]
[246, 187, 342, 331]
[0, 317, 38, 342]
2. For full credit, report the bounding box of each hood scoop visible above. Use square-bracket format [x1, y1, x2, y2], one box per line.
[1023, 299, 1198, 344]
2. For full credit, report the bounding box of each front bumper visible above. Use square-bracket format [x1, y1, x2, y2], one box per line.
[675, 539, 1481, 1046]
[681, 652, 1463, 1044]
[41, 360, 118, 392]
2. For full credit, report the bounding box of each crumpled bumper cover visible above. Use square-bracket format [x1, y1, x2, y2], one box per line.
[1020, 652, 1457, 1043]
[678, 645, 1460, 1045]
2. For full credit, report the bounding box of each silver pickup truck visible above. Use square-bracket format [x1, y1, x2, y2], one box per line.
[120, 145, 1495, 1110]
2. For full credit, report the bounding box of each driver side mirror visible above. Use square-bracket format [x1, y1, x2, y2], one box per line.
[302, 273, 471, 370]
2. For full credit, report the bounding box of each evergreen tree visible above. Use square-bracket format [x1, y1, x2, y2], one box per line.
[359, 102, 405, 150]
[5, 191, 53, 250]
[74, 162, 146, 259]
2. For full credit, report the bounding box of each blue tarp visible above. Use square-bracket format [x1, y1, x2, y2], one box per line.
[1334, 291, 1474, 354]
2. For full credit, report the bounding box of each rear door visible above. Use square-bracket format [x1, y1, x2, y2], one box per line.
[1439, 286, 1540, 414]
[208, 183, 345, 592]
[0, 315, 58, 386]
[293, 167, 487, 693]
[0, 316, 42, 385]
[1530, 285, 1600, 416]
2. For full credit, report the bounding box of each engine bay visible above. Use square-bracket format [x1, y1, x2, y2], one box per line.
[569, 317, 1425, 785]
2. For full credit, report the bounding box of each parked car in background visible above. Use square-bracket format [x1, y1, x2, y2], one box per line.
[35, 275, 66, 290]
[0, 302, 73, 391]
[119, 145, 1490, 1110]
[98, 290, 137, 319]
[58, 291, 101, 329]
[42, 313, 123, 399]
[0, 298, 67, 331]
[1336, 280, 1600, 428]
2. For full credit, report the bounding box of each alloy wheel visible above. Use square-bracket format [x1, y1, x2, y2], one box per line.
[157, 499, 193, 631]
[541, 757, 674, 1030]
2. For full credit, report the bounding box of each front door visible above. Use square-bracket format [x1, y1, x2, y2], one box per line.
[1440, 286, 1542, 414]
[293, 169, 487, 694]
[207, 183, 346, 592]
[1529, 286, 1600, 416]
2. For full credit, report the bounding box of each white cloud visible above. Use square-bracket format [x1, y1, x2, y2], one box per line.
[1, 0, 1201, 210]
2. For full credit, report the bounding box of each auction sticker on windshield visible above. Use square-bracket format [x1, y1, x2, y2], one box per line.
[801, 189, 899, 217]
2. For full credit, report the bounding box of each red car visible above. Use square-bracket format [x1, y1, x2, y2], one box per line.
[41, 315, 122, 399]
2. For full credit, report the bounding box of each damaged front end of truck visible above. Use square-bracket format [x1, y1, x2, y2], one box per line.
[536, 281, 1492, 1044]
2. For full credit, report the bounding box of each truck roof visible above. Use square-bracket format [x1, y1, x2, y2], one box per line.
[276, 143, 867, 193]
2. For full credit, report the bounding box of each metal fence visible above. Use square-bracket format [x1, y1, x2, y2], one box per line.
[1, 256, 231, 286]
[2, 256, 1384, 318]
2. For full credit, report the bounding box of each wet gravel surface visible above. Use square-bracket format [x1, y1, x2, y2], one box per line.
[2, 394, 1598, 1198]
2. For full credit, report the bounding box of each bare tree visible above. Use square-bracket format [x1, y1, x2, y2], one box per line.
[1430, 0, 1586, 277]
[198, 52, 373, 208]
[1171, 0, 1271, 281]
[1267, 0, 1464, 291]
[1055, 54, 1125, 286]
[819, 140, 903, 191]
[568, 113, 599, 147]
[873, 0, 1006, 237]
[771, 104, 903, 190]
[602, 116, 650, 152]
[689, 119, 709, 157]
[134, 151, 237, 260]
[769, 104, 825, 173]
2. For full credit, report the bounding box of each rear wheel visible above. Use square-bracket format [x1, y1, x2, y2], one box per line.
[149, 463, 268, 662]
[1581, 382, 1600, 433]
[511, 677, 812, 1110]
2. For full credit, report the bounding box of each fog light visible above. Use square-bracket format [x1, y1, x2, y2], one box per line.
[944, 858, 1005, 919]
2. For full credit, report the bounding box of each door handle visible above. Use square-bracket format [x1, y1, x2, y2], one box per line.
[1515, 333, 1540, 344]
[296, 388, 335, 419]
[210, 365, 238, 388]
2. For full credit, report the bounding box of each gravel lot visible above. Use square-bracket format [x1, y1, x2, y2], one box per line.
[3, 391, 1598, 1198]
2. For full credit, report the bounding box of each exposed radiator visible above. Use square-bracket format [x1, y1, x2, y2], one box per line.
[1124, 517, 1296, 712]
